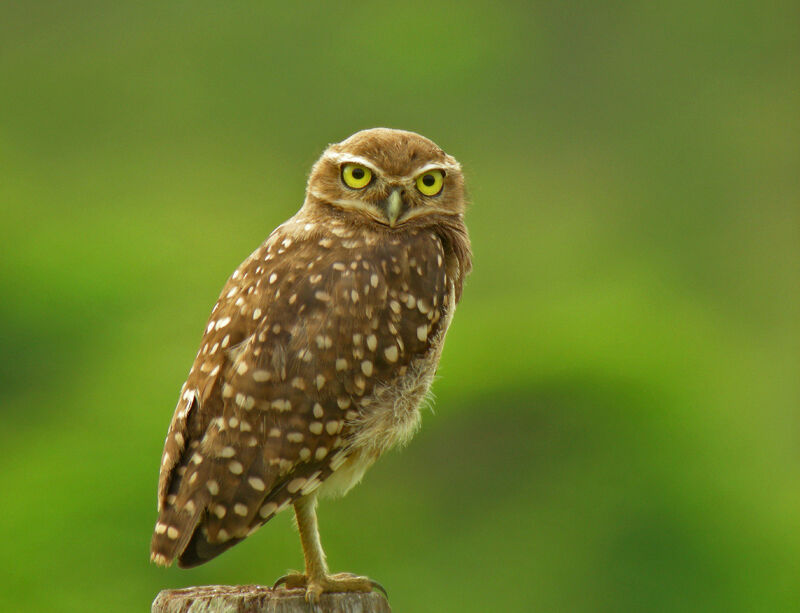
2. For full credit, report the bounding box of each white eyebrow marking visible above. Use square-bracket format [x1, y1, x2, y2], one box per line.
[323, 152, 461, 180]
[323, 152, 381, 173]
[412, 161, 459, 176]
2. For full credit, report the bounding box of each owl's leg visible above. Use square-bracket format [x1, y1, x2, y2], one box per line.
[274, 495, 385, 604]
[294, 494, 329, 595]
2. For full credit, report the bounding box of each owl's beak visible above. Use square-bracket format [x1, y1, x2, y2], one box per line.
[382, 189, 405, 227]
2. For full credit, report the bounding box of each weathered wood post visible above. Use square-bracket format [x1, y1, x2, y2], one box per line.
[152, 585, 391, 613]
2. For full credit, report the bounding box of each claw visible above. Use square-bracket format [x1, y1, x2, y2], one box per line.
[272, 574, 289, 590]
[306, 583, 324, 605]
[272, 572, 388, 601]
[272, 571, 306, 590]
[368, 578, 389, 598]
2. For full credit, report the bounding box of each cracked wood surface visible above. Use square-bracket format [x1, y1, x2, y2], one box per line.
[152, 585, 391, 613]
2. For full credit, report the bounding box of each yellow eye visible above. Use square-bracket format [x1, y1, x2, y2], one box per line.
[416, 170, 444, 196]
[342, 164, 372, 189]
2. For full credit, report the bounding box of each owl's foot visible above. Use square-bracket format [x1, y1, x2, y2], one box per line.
[273, 571, 387, 604]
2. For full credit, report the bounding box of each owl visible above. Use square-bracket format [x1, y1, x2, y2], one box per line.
[150, 128, 472, 603]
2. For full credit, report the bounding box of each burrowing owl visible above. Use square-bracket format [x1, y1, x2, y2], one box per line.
[150, 128, 472, 602]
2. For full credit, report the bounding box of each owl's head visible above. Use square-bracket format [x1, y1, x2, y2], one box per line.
[303, 128, 465, 229]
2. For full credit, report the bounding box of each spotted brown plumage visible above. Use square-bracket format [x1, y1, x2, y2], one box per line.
[151, 128, 471, 603]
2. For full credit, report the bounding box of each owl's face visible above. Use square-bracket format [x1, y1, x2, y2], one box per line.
[304, 128, 465, 229]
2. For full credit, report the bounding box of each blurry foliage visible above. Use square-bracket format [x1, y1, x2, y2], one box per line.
[1, 1, 798, 612]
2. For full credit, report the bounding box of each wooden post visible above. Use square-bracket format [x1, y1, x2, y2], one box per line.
[152, 585, 392, 613]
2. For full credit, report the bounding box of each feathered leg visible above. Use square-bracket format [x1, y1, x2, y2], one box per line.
[274, 494, 384, 604]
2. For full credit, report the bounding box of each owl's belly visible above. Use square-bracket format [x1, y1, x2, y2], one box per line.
[315, 353, 436, 500]
[315, 345, 442, 500]
[317, 286, 457, 502]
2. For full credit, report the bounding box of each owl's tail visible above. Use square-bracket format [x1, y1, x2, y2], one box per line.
[174, 524, 244, 568]
[149, 503, 204, 567]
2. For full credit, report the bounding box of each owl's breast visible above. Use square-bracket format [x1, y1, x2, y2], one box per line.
[345, 276, 457, 457]
[317, 278, 457, 500]
[283, 221, 457, 455]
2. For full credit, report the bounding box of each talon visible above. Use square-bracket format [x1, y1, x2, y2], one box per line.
[275, 571, 386, 600]
[369, 579, 388, 598]
[273, 572, 307, 590]
[305, 582, 324, 605]
[272, 575, 288, 589]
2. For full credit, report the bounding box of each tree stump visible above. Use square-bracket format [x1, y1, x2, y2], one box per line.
[152, 585, 392, 613]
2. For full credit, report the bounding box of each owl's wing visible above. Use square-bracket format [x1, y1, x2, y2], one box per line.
[151, 224, 292, 566]
[151, 218, 452, 567]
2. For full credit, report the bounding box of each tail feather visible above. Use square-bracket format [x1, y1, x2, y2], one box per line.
[177, 528, 244, 568]
[150, 503, 204, 566]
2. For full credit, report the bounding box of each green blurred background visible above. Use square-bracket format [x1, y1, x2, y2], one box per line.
[1, 2, 798, 611]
